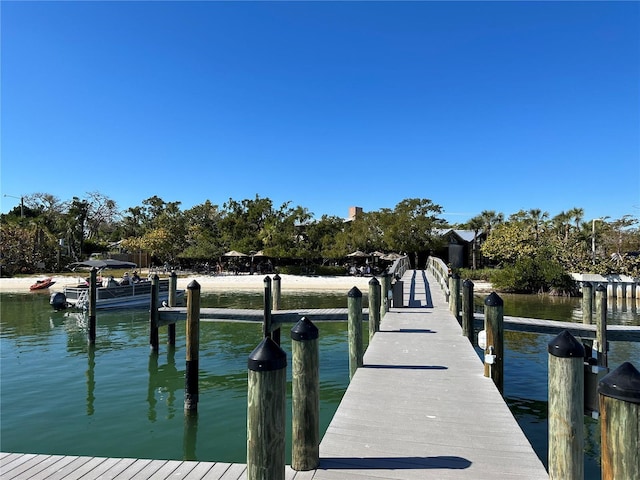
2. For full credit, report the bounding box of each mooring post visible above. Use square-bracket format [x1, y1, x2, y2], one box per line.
[450, 273, 461, 321]
[595, 284, 608, 368]
[379, 273, 390, 316]
[548, 330, 585, 480]
[149, 274, 160, 351]
[368, 277, 381, 341]
[582, 282, 593, 324]
[88, 267, 97, 344]
[272, 273, 281, 311]
[168, 271, 178, 346]
[483, 292, 504, 393]
[598, 362, 640, 480]
[184, 280, 200, 414]
[291, 317, 320, 471]
[462, 279, 474, 342]
[347, 286, 363, 380]
[247, 337, 287, 480]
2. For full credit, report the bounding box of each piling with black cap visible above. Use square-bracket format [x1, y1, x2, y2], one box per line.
[247, 337, 287, 480]
[462, 279, 474, 342]
[272, 273, 281, 311]
[263, 276, 273, 337]
[348, 286, 363, 380]
[149, 274, 160, 351]
[548, 330, 585, 480]
[368, 277, 381, 341]
[184, 280, 200, 414]
[88, 267, 97, 344]
[483, 292, 504, 393]
[598, 361, 640, 480]
[291, 317, 319, 471]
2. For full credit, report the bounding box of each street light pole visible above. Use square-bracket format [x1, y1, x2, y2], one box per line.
[3, 194, 24, 218]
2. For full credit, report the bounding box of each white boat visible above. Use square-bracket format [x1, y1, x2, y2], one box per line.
[51, 278, 185, 310]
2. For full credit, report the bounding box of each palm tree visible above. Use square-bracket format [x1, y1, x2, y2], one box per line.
[528, 209, 549, 242]
[480, 210, 504, 236]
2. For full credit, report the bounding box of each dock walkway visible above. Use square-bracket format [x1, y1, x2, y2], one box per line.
[1, 269, 548, 479]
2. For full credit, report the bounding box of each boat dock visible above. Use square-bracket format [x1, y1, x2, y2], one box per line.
[1, 269, 551, 479]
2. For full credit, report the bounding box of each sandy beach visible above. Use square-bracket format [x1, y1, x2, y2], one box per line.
[0, 273, 375, 294]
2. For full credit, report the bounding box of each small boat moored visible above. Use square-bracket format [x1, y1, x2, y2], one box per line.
[30, 278, 56, 291]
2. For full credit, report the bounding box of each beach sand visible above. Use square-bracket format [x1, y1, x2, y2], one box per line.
[0, 273, 374, 294]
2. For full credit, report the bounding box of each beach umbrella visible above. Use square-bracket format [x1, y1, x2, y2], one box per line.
[347, 250, 369, 258]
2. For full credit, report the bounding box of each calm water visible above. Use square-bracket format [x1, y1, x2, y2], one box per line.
[1, 290, 639, 480]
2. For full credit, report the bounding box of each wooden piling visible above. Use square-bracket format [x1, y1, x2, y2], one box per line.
[348, 286, 363, 380]
[368, 277, 381, 341]
[581, 282, 593, 324]
[247, 337, 287, 480]
[88, 267, 97, 344]
[272, 273, 281, 311]
[149, 274, 160, 351]
[483, 292, 504, 393]
[184, 280, 200, 414]
[450, 273, 461, 321]
[168, 271, 177, 346]
[291, 317, 320, 471]
[595, 284, 608, 368]
[462, 279, 474, 342]
[379, 273, 390, 316]
[598, 362, 640, 480]
[548, 330, 585, 480]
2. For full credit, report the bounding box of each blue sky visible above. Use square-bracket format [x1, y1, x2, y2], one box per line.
[2, 1, 639, 224]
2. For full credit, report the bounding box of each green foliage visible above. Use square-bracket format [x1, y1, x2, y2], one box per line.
[457, 268, 494, 282]
[490, 253, 576, 294]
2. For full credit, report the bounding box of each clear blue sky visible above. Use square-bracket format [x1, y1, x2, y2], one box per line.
[2, 1, 639, 224]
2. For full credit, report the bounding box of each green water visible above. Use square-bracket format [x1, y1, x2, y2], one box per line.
[1, 290, 639, 479]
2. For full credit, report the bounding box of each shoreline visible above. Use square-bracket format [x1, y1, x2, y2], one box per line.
[0, 273, 375, 294]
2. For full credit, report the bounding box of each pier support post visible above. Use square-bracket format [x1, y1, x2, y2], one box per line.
[368, 277, 381, 341]
[149, 274, 160, 351]
[462, 279, 474, 342]
[581, 282, 593, 324]
[548, 330, 585, 480]
[449, 273, 461, 321]
[291, 317, 320, 471]
[184, 280, 200, 414]
[272, 273, 281, 311]
[598, 362, 640, 480]
[168, 271, 177, 346]
[247, 337, 287, 480]
[379, 273, 390, 316]
[88, 267, 97, 344]
[348, 286, 363, 380]
[595, 284, 608, 368]
[483, 292, 504, 394]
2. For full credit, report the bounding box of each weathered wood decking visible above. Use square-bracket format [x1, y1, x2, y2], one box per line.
[1, 269, 549, 479]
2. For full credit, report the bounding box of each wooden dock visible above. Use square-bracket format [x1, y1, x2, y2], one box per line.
[2, 269, 551, 479]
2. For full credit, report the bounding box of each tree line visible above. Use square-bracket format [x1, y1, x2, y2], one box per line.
[1, 192, 638, 292]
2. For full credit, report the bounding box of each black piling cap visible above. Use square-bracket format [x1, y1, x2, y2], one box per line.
[291, 316, 319, 341]
[248, 337, 287, 372]
[598, 361, 640, 404]
[463, 279, 474, 287]
[596, 284, 606, 292]
[368, 277, 380, 286]
[548, 330, 585, 358]
[452, 272, 460, 279]
[273, 273, 281, 280]
[484, 292, 503, 307]
[348, 286, 362, 298]
[187, 280, 201, 291]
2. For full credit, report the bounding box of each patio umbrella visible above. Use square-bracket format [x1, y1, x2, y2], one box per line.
[347, 250, 369, 258]
[223, 250, 248, 257]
